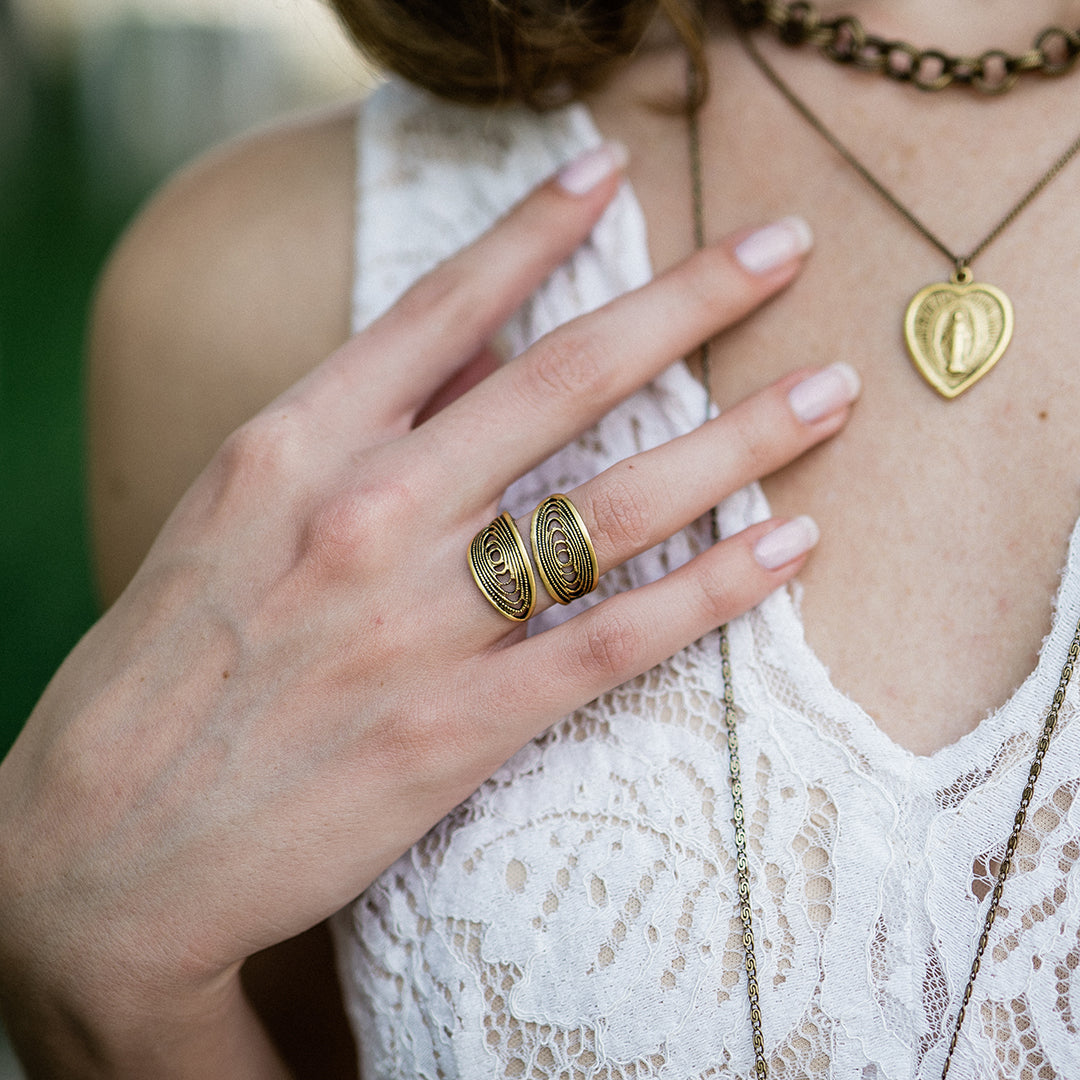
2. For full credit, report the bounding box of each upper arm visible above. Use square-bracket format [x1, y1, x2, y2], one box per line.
[88, 102, 359, 605]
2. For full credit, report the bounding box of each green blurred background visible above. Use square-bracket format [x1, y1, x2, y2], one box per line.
[1, 0, 369, 1070]
[1, 13, 102, 759]
[1, 0, 368, 762]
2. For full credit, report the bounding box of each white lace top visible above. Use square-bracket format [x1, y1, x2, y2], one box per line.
[331, 80, 1080, 1080]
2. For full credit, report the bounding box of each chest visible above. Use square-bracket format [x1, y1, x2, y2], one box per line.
[589, 44, 1080, 752]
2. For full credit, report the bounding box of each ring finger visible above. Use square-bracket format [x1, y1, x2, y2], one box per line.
[468, 362, 859, 627]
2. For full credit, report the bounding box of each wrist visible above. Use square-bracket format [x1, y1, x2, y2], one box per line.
[0, 693, 286, 1078]
[0, 965, 290, 1080]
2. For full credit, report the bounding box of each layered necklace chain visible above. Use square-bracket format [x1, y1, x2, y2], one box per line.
[736, 30, 1080, 397]
[715, 3, 1080, 397]
[725, 0, 1080, 93]
[687, 13, 1080, 1075]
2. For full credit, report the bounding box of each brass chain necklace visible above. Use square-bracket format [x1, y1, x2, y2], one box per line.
[687, 56, 1080, 1080]
[724, 0, 1080, 94]
[737, 30, 1080, 397]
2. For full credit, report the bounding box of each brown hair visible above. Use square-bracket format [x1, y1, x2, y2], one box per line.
[329, 0, 710, 109]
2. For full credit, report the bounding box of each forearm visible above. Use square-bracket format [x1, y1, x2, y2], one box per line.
[1, 970, 291, 1080]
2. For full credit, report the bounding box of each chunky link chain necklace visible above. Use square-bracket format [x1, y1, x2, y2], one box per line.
[687, 55, 1080, 1080]
[737, 30, 1080, 397]
[724, 0, 1080, 93]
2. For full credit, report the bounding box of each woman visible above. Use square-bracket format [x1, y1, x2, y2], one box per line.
[2, 0, 1079, 1076]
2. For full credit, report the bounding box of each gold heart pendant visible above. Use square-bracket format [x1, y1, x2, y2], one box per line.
[903, 275, 1014, 399]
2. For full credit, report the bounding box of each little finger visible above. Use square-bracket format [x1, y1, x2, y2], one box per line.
[483, 517, 819, 733]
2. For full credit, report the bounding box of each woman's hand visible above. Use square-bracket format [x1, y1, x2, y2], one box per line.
[0, 145, 857, 1077]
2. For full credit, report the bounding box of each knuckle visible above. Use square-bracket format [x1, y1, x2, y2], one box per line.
[723, 406, 776, 480]
[679, 245, 743, 311]
[396, 260, 473, 334]
[370, 691, 483, 791]
[586, 475, 652, 555]
[300, 477, 415, 577]
[524, 328, 611, 404]
[690, 544, 769, 625]
[694, 560, 739, 621]
[379, 707, 454, 771]
[572, 607, 646, 683]
[213, 413, 306, 499]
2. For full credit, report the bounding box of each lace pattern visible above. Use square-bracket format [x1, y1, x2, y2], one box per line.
[333, 80, 1080, 1079]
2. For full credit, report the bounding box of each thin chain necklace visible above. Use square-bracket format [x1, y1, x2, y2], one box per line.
[737, 30, 1080, 397]
[687, 56, 1080, 1079]
[724, 0, 1080, 94]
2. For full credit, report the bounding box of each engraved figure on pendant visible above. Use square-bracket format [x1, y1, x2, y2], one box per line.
[944, 307, 974, 375]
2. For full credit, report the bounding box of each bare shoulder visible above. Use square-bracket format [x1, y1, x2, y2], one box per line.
[89, 100, 362, 602]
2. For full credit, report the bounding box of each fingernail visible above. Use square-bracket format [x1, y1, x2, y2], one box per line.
[556, 142, 630, 196]
[788, 362, 861, 423]
[753, 516, 820, 570]
[734, 215, 813, 274]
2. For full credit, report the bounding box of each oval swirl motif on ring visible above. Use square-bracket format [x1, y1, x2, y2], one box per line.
[468, 511, 536, 621]
[530, 494, 598, 605]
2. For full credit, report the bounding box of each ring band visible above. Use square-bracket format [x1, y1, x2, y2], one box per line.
[530, 494, 598, 605]
[469, 512, 536, 621]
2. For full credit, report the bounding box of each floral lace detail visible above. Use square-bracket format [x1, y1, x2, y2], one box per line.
[333, 80, 1080, 1079]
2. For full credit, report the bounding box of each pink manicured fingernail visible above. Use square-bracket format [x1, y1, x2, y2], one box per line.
[556, 142, 630, 195]
[734, 215, 813, 274]
[788, 362, 861, 423]
[753, 516, 820, 570]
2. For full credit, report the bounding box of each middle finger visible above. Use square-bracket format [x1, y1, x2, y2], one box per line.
[417, 217, 813, 504]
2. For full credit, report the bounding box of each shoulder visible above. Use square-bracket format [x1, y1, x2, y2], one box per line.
[89, 100, 362, 601]
[93, 98, 361, 394]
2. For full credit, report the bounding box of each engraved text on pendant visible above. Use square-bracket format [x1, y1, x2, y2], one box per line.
[903, 279, 1014, 399]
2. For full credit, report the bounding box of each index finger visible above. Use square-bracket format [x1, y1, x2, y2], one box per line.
[284, 143, 631, 432]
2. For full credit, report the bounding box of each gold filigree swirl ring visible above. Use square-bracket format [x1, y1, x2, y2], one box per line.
[469, 512, 536, 621]
[530, 494, 598, 605]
